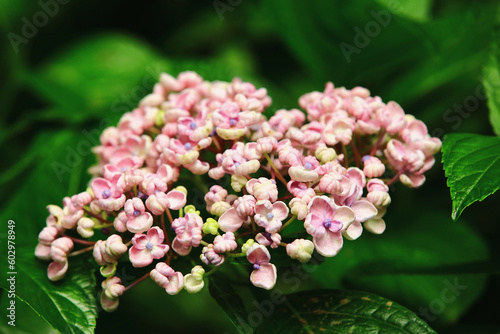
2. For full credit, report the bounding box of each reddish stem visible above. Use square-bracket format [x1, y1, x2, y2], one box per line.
[386, 172, 402, 186]
[83, 208, 114, 226]
[370, 129, 386, 156]
[124, 271, 150, 292]
[64, 234, 96, 246]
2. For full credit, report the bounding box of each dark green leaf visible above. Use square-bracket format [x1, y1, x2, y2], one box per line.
[255, 289, 437, 334]
[483, 37, 500, 136]
[442, 133, 500, 220]
[0, 256, 97, 334]
[209, 276, 253, 334]
[309, 210, 489, 326]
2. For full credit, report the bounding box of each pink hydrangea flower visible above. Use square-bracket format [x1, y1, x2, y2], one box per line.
[246, 177, 278, 202]
[200, 244, 225, 266]
[93, 234, 128, 266]
[246, 244, 277, 290]
[254, 200, 289, 233]
[255, 232, 281, 249]
[171, 213, 203, 255]
[146, 189, 186, 215]
[124, 198, 153, 234]
[304, 196, 355, 257]
[150, 262, 184, 295]
[91, 176, 126, 211]
[47, 237, 73, 281]
[129, 227, 169, 267]
[101, 276, 125, 312]
[213, 232, 238, 253]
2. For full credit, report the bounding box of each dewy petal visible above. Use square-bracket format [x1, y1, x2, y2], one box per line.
[165, 190, 187, 210]
[342, 220, 363, 240]
[129, 247, 153, 267]
[246, 244, 271, 265]
[351, 200, 377, 223]
[250, 263, 277, 290]
[313, 230, 343, 257]
[218, 208, 245, 232]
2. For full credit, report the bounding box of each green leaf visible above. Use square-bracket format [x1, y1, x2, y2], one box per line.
[483, 41, 500, 136]
[0, 294, 56, 334]
[22, 33, 171, 122]
[255, 289, 437, 334]
[309, 210, 489, 326]
[209, 276, 253, 334]
[442, 133, 500, 220]
[0, 256, 98, 334]
[375, 0, 433, 22]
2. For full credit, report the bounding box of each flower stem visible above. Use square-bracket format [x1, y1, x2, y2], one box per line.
[264, 153, 287, 186]
[370, 129, 386, 156]
[280, 215, 297, 233]
[350, 138, 362, 168]
[124, 271, 150, 292]
[64, 234, 96, 246]
[83, 208, 114, 226]
[68, 245, 94, 257]
[386, 172, 402, 186]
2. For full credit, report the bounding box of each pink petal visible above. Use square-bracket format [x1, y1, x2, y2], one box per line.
[166, 190, 187, 210]
[254, 200, 273, 216]
[364, 218, 386, 234]
[272, 201, 289, 221]
[91, 178, 111, 199]
[342, 220, 363, 240]
[313, 230, 343, 257]
[246, 244, 270, 265]
[172, 237, 192, 256]
[250, 264, 277, 290]
[332, 206, 355, 227]
[309, 196, 335, 218]
[218, 208, 245, 232]
[132, 234, 148, 249]
[47, 261, 68, 281]
[127, 213, 153, 233]
[129, 247, 153, 267]
[351, 200, 377, 223]
[151, 244, 169, 259]
[147, 226, 164, 245]
[166, 273, 184, 295]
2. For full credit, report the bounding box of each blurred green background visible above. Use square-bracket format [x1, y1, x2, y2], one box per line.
[1, 0, 500, 333]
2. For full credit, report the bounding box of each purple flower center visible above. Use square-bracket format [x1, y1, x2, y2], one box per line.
[133, 210, 140, 217]
[362, 155, 371, 163]
[304, 162, 313, 170]
[184, 142, 192, 150]
[234, 162, 241, 168]
[229, 118, 237, 126]
[323, 219, 332, 228]
[190, 121, 197, 129]
[253, 264, 260, 270]
[102, 189, 111, 199]
[266, 212, 274, 220]
[146, 242, 154, 250]
[121, 167, 128, 173]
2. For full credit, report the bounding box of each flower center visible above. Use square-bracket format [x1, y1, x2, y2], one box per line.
[184, 142, 192, 150]
[229, 118, 237, 126]
[323, 219, 332, 228]
[234, 162, 241, 168]
[304, 162, 313, 170]
[133, 210, 140, 217]
[121, 167, 128, 173]
[146, 242, 154, 250]
[253, 264, 260, 270]
[102, 189, 111, 199]
[266, 213, 274, 220]
[190, 121, 197, 129]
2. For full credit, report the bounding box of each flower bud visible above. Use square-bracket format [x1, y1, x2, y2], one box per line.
[77, 217, 95, 238]
[241, 239, 255, 254]
[213, 232, 237, 253]
[210, 201, 231, 217]
[286, 239, 314, 263]
[50, 237, 74, 263]
[315, 145, 337, 163]
[174, 185, 188, 195]
[362, 156, 385, 178]
[100, 262, 118, 278]
[184, 204, 200, 215]
[203, 218, 219, 235]
[38, 226, 59, 245]
[184, 266, 205, 293]
[231, 174, 248, 192]
[200, 245, 225, 266]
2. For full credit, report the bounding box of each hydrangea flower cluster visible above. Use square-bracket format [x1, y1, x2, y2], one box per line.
[35, 71, 441, 311]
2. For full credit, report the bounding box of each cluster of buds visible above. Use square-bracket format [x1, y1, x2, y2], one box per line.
[35, 71, 441, 311]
